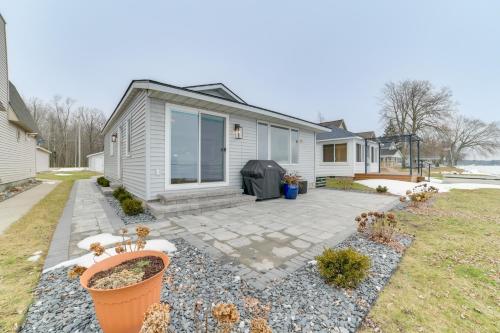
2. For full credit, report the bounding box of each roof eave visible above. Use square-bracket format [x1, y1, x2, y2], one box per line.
[103, 80, 331, 133]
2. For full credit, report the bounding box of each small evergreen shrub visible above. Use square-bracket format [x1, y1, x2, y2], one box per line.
[113, 186, 127, 199]
[97, 176, 110, 187]
[376, 185, 388, 193]
[316, 248, 370, 288]
[121, 198, 144, 215]
[117, 192, 133, 203]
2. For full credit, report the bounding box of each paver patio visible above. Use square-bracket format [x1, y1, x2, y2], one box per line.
[49, 179, 399, 289]
[147, 188, 400, 288]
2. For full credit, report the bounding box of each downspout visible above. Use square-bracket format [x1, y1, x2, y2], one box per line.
[145, 89, 151, 200]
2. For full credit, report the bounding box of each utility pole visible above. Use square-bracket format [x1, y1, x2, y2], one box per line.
[78, 120, 81, 167]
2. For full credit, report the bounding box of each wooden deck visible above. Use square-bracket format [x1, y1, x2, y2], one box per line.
[354, 173, 425, 183]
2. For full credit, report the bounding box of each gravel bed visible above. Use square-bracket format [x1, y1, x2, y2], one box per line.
[21, 234, 411, 333]
[105, 196, 156, 225]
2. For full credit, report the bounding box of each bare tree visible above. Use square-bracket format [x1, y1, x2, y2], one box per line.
[440, 116, 500, 166]
[380, 80, 454, 135]
[28, 95, 106, 167]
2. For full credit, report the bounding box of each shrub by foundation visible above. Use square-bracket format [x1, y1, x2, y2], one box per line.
[97, 177, 110, 187]
[117, 192, 133, 203]
[122, 198, 144, 216]
[376, 185, 388, 193]
[113, 186, 127, 199]
[316, 247, 370, 288]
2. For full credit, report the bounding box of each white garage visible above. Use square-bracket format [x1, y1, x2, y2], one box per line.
[35, 146, 51, 173]
[87, 151, 104, 173]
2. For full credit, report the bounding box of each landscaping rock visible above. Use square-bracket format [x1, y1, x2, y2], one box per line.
[21, 234, 411, 332]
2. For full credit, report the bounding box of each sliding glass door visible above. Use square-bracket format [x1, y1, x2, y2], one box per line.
[170, 108, 226, 186]
[201, 114, 225, 182]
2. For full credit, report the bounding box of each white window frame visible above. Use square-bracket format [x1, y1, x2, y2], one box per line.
[321, 142, 348, 163]
[356, 143, 365, 162]
[256, 121, 299, 165]
[164, 103, 229, 190]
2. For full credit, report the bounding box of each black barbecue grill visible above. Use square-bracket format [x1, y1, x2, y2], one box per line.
[240, 160, 286, 200]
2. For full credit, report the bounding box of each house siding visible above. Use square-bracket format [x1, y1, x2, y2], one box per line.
[315, 139, 355, 177]
[104, 90, 147, 199]
[0, 114, 36, 185]
[146, 97, 317, 199]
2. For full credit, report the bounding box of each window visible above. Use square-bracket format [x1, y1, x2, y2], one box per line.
[291, 129, 299, 164]
[335, 143, 347, 162]
[257, 123, 268, 160]
[257, 123, 299, 164]
[126, 118, 132, 155]
[323, 143, 347, 162]
[356, 143, 364, 162]
[271, 125, 290, 163]
[323, 144, 334, 162]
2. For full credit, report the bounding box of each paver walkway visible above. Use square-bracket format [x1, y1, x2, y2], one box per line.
[0, 180, 60, 234]
[44, 179, 124, 269]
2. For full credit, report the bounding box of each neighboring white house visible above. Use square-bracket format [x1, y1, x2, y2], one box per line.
[315, 122, 379, 178]
[0, 14, 39, 191]
[102, 80, 330, 201]
[87, 151, 104, 173]
[35, 146, 51, 172]
[381, 148, 403, 167]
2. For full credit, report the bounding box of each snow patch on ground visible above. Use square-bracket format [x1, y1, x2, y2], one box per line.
[43, 237, 177, 273]
[54, 173, 72, 176]
[51, 167, 88, 172]
[77, 233, 127, 250]
[356, 179, 500, 196]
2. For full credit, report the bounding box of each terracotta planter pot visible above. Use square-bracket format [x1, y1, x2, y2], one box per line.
[80, 250, 170, 333]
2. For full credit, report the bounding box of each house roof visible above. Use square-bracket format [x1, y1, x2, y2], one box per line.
[355, 131, 376, 139]
[380, 148, 400, 156]
[103, 80, 331, 133]
[8, 81, 38, 133]
[316, 125, 361, 141]
[319, 119, 346, 130]
[184, 83, 246, 104]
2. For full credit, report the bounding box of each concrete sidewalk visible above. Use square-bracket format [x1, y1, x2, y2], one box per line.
[0, 180, 60, 234]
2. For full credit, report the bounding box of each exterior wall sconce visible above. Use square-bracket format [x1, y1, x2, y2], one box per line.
[111, 133, 118, 143]
[234, 124, 243, 139]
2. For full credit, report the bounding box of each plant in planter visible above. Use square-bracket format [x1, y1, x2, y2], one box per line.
[283, 171, 300, 199]
[69, 226, 170, 333]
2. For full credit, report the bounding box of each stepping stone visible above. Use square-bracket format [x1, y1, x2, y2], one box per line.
[266, 231, 289, 240]
[291, 239, 311, 249]
[250, 258, 275, 271]
[250, 235, 265, 242]
[227, 237, 252, 248]
[213, 241, 234, 254]
[272, 246, 298, 258]
[210, 228, 239, 241]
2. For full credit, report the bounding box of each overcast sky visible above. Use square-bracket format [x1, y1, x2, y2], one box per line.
[1, 0, 499, 136]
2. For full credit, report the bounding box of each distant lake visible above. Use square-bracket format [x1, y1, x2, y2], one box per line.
[457, 164, 500, 176]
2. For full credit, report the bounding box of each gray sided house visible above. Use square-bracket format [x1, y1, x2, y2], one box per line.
[102, 80, 330, 201]
[316, 122, 379, 178]
[0, 14, 39, 190]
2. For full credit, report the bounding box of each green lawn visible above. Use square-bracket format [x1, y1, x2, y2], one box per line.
[360, 189, 500, 332]
[0, 171, 98, 332]
[325, 178, 376, 192]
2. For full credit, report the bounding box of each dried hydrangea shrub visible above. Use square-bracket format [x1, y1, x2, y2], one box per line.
[68, 265, 87, 279]
[140, 303, 171, 333]
[92, 269, 144, 290]
[212, 303, 240, 333]
[250, 318, 272, 333]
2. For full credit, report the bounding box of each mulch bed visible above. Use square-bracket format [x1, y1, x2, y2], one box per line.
[88, 256, 164, 288]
